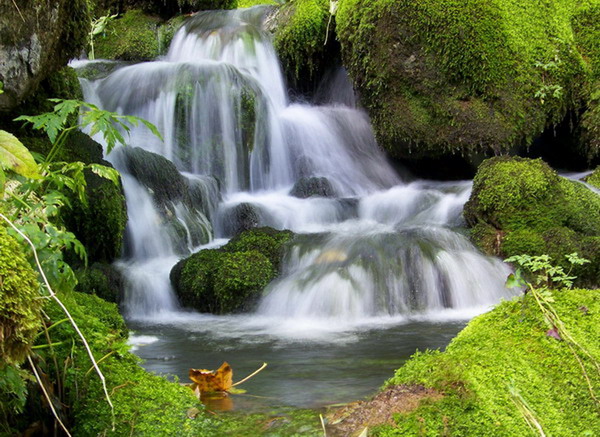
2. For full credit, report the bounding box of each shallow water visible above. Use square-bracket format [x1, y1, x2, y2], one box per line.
[128, 316, 467, 410]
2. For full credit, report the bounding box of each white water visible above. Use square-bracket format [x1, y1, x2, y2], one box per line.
[75, 6, 518, 336]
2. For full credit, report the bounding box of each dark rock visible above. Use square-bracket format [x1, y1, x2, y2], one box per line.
[220, 202, 262, 237]
[290, 177, 335, 199]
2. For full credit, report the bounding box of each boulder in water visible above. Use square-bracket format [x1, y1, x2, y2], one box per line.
[220, 202, 262, 237]
[465, 157, 600, 286]
[170, 227, 293, 313]
[289, 176, 335, 199]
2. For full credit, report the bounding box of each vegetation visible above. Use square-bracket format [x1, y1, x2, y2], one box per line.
[272, 0, 334, 86]
[171, 227, 294, 313]
[585, 166, 600, 189]
[377, 285, 599, 435]
[464, 157, 600, 286]
[335, 0, 597, 160]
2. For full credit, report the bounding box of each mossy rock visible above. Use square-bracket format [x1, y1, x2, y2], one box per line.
[94, 0, 237, 18]
[0, 66, 83, 135]
[225, 226, 294, 271]
[336, 0, 593, 160]
[75, 263, 124, 303]
[465, 156, 600, 286]
[0, 0, 90, 111]
[379, 289, 600, 436]
[57, 132, 128, 264]
[0, 226, 42, 365]
[95, 10, 162, 61]
[171, 227, 293, 313]
[270, 0, 338, 91]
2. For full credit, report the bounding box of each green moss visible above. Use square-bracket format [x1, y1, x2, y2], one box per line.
[34, 291, 222, 436]
[585, 166, 600, 189]
[381, 289, 600, 436]
[501, 228, 546, 257]
[95, 10, 162, 61]
[75, 263, 123, 303]
[336, 0, 592, 159]
[225, 226, 293, 271]
[171, 227, 293, 313]
[0, 226, 42, 365]
[465, 157, 600, 286]
[273, 0, 330, 81]
[214, 250, 274, 312]
[237, 0, 278, 7]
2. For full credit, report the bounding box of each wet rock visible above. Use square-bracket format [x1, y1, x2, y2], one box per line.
[220, 202, 262, 237]
[290, 176, 335, 198]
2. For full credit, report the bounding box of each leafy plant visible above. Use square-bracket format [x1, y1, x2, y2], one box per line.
[89, 12, 118, 60]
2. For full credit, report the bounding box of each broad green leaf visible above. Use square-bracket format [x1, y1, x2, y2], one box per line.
[0, 130, 41, 179]
[90, 164, 120, 185]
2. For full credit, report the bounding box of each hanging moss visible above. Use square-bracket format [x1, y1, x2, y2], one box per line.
[379, 288, 600, 436]
[336, 0, 592, 159]
[272, 0, 332, 83]
[0, 226, 42, 366]
[465, 157, 600, 286]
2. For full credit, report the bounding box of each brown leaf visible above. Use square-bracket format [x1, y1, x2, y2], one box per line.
[189, 362, 233, 393]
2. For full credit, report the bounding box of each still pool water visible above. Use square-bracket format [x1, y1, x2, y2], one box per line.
[128, 315, 467, 410]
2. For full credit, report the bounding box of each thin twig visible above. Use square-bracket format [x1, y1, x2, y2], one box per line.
[231, 362, 267, 387]
[11, 0, 25, 22]
[27, 355, 71, 437]
[1, 213, 115, 429]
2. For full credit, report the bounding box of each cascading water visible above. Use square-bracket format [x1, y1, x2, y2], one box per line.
[74, 6, 519, 407]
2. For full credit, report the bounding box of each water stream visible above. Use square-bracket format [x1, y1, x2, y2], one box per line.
[74, 6, 518, 408]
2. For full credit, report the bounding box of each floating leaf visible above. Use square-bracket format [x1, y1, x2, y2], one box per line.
[0, 130, 41, 179]
[189, 362, 233, 393]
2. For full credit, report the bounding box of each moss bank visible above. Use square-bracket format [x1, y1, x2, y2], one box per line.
[377, 289, 600, 436]
[336, 0, 595, 160]
[464, 157, 600, 286]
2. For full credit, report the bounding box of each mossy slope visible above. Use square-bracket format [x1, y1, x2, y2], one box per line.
[380, 289, 600, 436]
[464, 157, 600, 286]
[336, 0, 596, 160]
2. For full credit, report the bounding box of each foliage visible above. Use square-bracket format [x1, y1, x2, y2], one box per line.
[379, 288, 600, 436]
[465, 157, 600, 286]
[237, 0, 279, 7]
[89, 12, 119, 60]
[335, 0, 593, 159]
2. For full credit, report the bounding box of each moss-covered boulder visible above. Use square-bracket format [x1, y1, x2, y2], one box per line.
[270, 0, 338, 92]
[0, 0, 90, 111]
[464, 157, 600, 285]
[367, 288, 600, 436]
[170, 227, 293, 313]
[335, 0, 594, 161]
[0, 226, 42, 365]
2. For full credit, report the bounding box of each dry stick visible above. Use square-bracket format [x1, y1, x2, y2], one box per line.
[27, 355, 71, 437]
[231, 362, 268, 387]
[10, 0, 25, 22]
[0, 213, 115, 429]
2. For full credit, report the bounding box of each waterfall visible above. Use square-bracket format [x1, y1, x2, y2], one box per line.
[75, 6, 517, 323]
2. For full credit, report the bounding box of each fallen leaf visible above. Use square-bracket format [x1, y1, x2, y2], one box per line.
[189, 362, 233, 393]
[546, 327, 561, 341]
